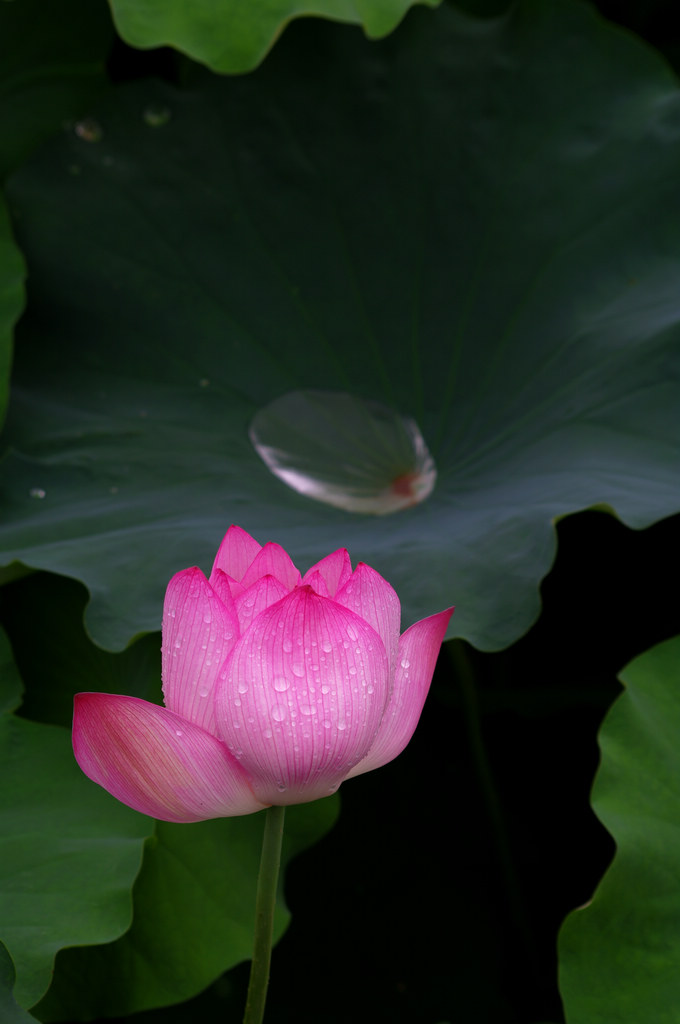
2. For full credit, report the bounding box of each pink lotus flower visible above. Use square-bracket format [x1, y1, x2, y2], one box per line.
[73, 526, 453, 822]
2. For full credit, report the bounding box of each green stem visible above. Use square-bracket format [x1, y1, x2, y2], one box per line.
[242, 804, 286, 1024]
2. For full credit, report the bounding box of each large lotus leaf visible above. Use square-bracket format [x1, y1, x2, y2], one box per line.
[0, 0, 113, 178]
[0, 197, 24, 429]
[0, 628, 151, 1010]
[0, 944, 37, 1024]
[108, 0, 441, 73]
[3, 1, 680, 653]
[558, 635, 680, 1022]
[0, 571, 163, 728]
[36, 799, 339, 1019]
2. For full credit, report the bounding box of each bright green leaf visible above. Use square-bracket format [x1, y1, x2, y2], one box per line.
[2, 1, 679, 652]
[36, 799, 339, 1019]
[558, 635, 680, 1023]
[107, 0, 441, 73]
[0, 650, 151, 1009]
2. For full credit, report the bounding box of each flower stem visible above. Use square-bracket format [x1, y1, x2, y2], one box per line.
[243, 804, 286, 1024]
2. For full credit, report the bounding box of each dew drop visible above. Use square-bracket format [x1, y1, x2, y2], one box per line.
[272, 706, 287, 722]
[237, 680, 249, 694]
[74, 118, 102, 142]
[336, 721, 346, 731]
[401, 658, 411, 669]
[299, 704, 316, 716]
[198, 686, 209, 697]
[272, 676, 290, 692]
[292, 663, 305, 678]
[321, 639, 333, 653]
[175, 729, 183, 737]
[143, 105, 171, 127]
[249, 390, 436, 515]
[282, 638, 293, 653]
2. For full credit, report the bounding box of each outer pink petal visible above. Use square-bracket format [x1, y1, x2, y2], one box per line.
[215, 587, 389, 805]
[162, 568, 239, 736]
[347, 606, 454, 779]
[301, 548, 352, 598]
[240, 542, 301, 591]
[73, 693, 265, 822]
[235, 574, 290, 632]
[210, 525, 262, 582]
[336, 563, 401, 681]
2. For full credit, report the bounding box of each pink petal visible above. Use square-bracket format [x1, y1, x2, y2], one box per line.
[73, 693, 265, 822]
[208, 568, 244, 613]
[301, 548, 352, 598]
[347, 606, 454, 779]
[215, 587, 389, 805]
[235, 574, 290, 632]
[162, 568, 239, 736]
[301, 569, 330, 598]
[210, 525, 262, 582]
[240, 542, 301, 592]
[336, 563, 401, 680]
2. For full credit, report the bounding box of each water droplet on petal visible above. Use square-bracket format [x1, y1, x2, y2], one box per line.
[272, 676, 290, 692]
[272, 706, 287, 722]
[401, 658, 411, 669]
[292, 663, 305, 678]
[237, 681, 249, 694]
[249, 390, 436, 515]
[29, 487, 46, 499]
[321, 639, 333, 653]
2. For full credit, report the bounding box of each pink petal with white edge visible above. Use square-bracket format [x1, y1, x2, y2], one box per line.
[336, 563, 401, 681]
[215, 587, 389, 805]
[162, 568, 239, 737]
[347, 606, 454, 779]
[235, 574, 290, 633]
[240, 542, 301, 592]
[301, 548, 352, 598]
[210, 525, 262, 583]
[73, 693, 265, 822]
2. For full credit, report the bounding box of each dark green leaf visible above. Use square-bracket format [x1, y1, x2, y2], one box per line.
[0, 943, 39, 1024]
[2, 1, 679, 652]
[0, 196, 24, 427]
[0, 0, 113, 178]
